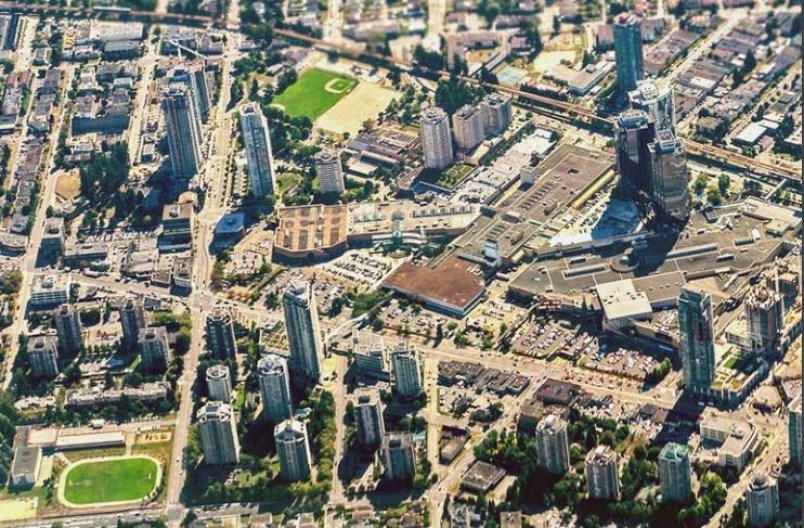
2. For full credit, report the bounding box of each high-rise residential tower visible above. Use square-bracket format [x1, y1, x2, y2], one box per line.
[257, 354, 293, 423]
[480, 92, 513, 136]
[139, 326, 171, 373]
[275, 419, 312, 482]
[744, 286, 784, 354]
[678, 287, 716, 394]
[420, 107, 454, 169]
[391, 344, 422, 397]
[452, 104, 485, 151]
[535, 414, 570, 475]
[354, 388, 386, 446]
[206, 364, 233, 402]
[119, 298, 146, 345]
[162, 84, 203, 180]
[615, 109, 655, 194]
[53, 304, 82, 353]
[746, 474, 780, 527]
[282, 282, 324, 383]
[629, 79, 675, 132]
[27, 334, 59, 378]
[168, 65, 210, 124]
[585, 445, 620, 501]
[239, 102, 277, 197]
[382, 432, 416, 480]
[197, 402, 240, 465]
[658, 443, 692, 503]
[206, 307, 237, 359]
[789, 396, 802, 467]
[648, 129, 690, 222]
[613, 13, 644, 92]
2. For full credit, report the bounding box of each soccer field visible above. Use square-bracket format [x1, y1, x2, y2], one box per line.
[272, 68, 357, 120]
[62, 456, 159, 505]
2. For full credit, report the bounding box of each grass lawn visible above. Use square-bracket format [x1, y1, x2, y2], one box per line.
[63, 457, 159, 505]
[435, 164, 475, 190]
[276, 172, 302, 196]
[272, 68, 357, 120]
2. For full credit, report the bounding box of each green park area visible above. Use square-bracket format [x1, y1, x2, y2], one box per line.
[272, 68, 357, 120]
[423, 163, 476, 191]
[62, 456, 159, 505]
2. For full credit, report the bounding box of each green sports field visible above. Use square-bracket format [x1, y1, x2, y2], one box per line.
[63, 457, 159, 505]
[272, 68, 357, 120]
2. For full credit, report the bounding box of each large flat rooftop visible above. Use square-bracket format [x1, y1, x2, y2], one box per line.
[510, 202, 790, 305]
[492, 143, 613, 224]
[274, 204, 349, 257]
[382, 255, 485, 317]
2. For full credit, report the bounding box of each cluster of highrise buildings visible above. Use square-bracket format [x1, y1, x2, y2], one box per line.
[678, 281, 787, 401]
[531, 411, 786, 526]
[614, 80, 689, 222]
[352, 340, 424, 399]
[195, 281, 326, 478]
[610, 13, 690, 222]
[27, 297, 172, 378]
[194, 282, 424, 482]
[239, 102, 351, 198]
[420, 92, 513, 169]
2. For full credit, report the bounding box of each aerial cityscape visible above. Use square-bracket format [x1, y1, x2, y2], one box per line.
[0, 0, 800, 527]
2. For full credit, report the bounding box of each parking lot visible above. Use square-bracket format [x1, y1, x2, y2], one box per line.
[579, 340, 663, 382]
[319, 251, 393, 286]
[511, 319, 597, 360]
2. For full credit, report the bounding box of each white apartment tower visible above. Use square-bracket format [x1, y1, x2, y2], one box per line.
[239, 102, 277, 197]
[535, 414, 570, 475]
[197, 402, 240, 465]
[452, 104, 485, 151]
[354, 388, 386, 446]
[391, 344, 422, 397]
[275, 419, 312, 482]
[282, 282, 324, 383]
[257, 354, 293, 423]
[420, 107, 454, 169]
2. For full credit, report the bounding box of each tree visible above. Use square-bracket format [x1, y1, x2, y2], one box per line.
[413, 44, 444, 71]
[717, 174, 731, 196]
[706, 187, 722, 206]
[693, 173, 708, 194]
[741, 179, 761, 197]
[521, 20, 543, 57]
